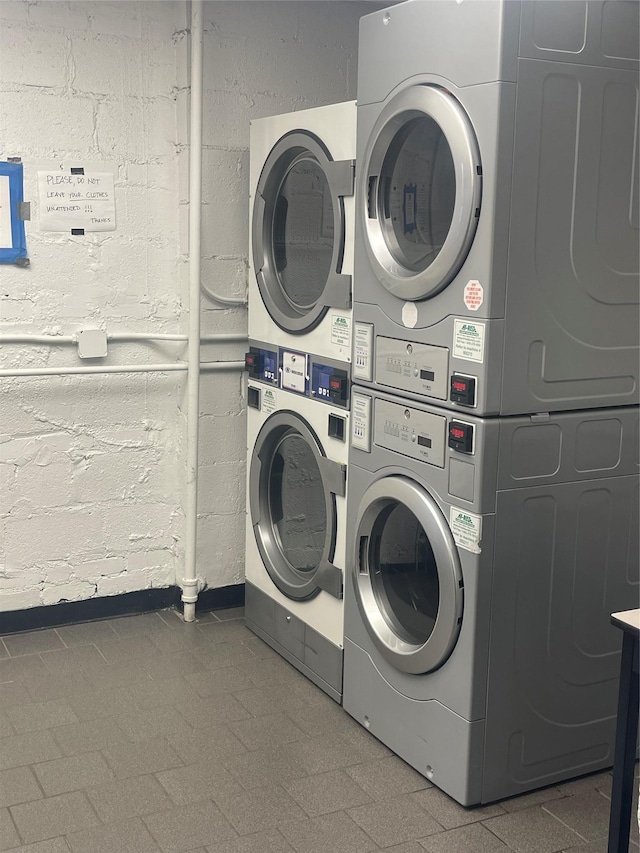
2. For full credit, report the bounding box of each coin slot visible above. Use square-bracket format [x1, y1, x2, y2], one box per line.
[328, 414, 346, 442]
[248, 387, 260, 409]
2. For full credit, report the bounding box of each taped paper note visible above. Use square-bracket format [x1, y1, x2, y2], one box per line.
[38, 171, 116, 232]
[0, 175, 13, 249]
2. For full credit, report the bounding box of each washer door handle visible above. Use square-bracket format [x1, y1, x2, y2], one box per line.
[324, 158, 355, 197]
[316, 559, 343, 599]
[317, 457, 346, 497]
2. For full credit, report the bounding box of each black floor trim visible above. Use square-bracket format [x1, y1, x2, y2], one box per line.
[0, 583, 245, 635]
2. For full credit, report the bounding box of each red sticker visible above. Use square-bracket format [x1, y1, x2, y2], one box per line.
[463, 279, 483, 311]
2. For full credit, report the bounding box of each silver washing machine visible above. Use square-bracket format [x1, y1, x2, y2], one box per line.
[352, 0, 639, 416]
[343, 388, 639, 804]
[244, 346, 350, 702]
[249, 102, 356, 365]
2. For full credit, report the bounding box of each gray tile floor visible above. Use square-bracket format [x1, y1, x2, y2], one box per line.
[0, 607, 637, 853]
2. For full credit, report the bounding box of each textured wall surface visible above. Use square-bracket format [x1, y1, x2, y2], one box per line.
[0, 0, 365, 612]
[0, 0, 188, 612]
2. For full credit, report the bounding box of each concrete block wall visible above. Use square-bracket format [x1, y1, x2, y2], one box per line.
[0, 0, 188, 612]
[0, 0, 368, 613]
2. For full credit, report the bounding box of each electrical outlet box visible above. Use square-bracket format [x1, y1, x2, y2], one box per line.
[77, 329, 107, 358]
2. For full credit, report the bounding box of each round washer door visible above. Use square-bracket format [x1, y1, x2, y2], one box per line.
[354, 475, 463, 674]
[363, 84, 482, 301]
[253, 131, 352, 335]
[250, 410, 345, 601]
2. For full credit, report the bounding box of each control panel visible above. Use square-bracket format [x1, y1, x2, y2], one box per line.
[374, 398, 446, 467]
[450, 373, 476, 407]
[448, 420, 474, 454]
[244, 346, 278, 384]
[376, 336, 449, 401]
[311, 362, 350, 408]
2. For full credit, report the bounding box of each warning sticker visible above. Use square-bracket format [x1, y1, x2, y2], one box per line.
[463, 279, 483, 311]
[453, 320, 485, 364]
[331, 313, 351, 348]
[450, 507, 482, 554]
[261, 388, 277, 414]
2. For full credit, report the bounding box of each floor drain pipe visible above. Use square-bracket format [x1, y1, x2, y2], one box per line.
[182, 0, 204, 622]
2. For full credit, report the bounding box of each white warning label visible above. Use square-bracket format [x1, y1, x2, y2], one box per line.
[331, 313, 351, 348]
[453, 320, 485, 363]
[261, 388, 277, 414]
[463, 279, 483, 311]
[402, 301, 418, 328]
[450, 507, 482, 554]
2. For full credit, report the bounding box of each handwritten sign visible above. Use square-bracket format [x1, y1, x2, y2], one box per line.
[38, 171, 116, 232]
[0, 175, 13, 249]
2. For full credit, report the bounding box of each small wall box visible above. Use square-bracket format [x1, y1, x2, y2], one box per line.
[77, 329, 108, 358]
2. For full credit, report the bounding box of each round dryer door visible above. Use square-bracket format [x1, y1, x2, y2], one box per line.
[253, 131, 352, 335]
[363, 85, 481, 301]
[354, 475, 463, 674]
[250, 410, 345, 601]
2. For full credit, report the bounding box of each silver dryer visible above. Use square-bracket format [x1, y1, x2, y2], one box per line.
[352, 0, 639, 416]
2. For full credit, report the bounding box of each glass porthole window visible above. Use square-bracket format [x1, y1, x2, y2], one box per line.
[249, 411, 344, 601]
[253, 132, 352, 334]
[363, 85, 482, 301]
[355, 476, 463, 673]
[273, 160, 335, 310]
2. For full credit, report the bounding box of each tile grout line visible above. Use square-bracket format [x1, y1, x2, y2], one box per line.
[540, 801, 595, 845]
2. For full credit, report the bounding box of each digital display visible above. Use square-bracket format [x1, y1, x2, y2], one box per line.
[450, 428, 465, 439]
[311, 362, 348, 404]
[420, 369, 435, 381]
[452, 380, 467, 392]
[417, 435, 432, 448]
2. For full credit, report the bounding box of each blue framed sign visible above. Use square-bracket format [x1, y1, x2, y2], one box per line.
[0, 161, 28, 265]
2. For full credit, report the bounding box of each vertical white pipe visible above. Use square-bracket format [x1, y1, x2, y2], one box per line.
[182, 0, 204, 622]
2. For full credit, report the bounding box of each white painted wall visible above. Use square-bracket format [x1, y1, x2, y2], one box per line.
[0, 0, 188, 611]
[0, 1, 367, 612]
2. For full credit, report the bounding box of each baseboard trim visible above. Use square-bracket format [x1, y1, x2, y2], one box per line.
[0, 583, 245, 635]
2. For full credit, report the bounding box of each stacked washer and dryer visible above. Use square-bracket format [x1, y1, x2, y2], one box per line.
[244, 102, 356, 702]
[343, 0, 639, 807]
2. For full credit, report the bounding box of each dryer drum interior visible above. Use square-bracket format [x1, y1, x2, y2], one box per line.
[355, 475, 463, 675]
[364, 85, 482, 301]
[250, 411, 341, 601]
[253, 130, 351, 334]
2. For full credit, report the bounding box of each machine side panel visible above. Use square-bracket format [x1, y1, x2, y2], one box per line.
[495, 407, 640, 491]
[519, 0, 639, 70]
[502, 59, 639, 414]
[482, 475, 639, 802]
